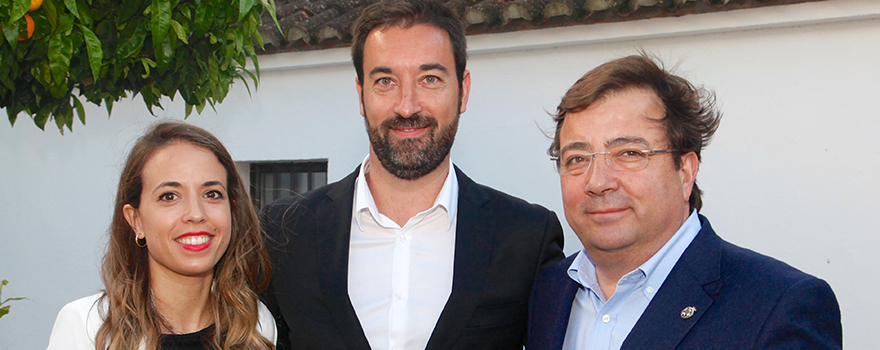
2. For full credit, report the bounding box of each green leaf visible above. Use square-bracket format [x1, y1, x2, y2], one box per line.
[193, 4, 212, 36]
[34, 107, 51, 130]
[8, 108, 18, 126]
[151, 0, 171, 50]
[2, 22, 19, 49]
[239, 0, 255, 22]
[1, 297, 28, 303]
[42, 0, 59, 28]
[104, 96, 114, 115]
[140, 57, 156, 78]
[32, 60, 53, 90]
[184, 102, 193, 118]
[56, 13, 76, 35]
[79, 24, 103, 82]
[10, 0, 30, 23]
[116, 19, 147, 59]
[170, 19, 187, 44]
[178, 4, 192, 22]
[246, 44, 260, 81]
[48, 33, 74, 89]
[72, 94, 86, 125]
[118, 0, 144, 24]
[56, 100, 74, 133]
[259, 0, 281, 32]
[64, 0, 81, 20]
[239, 67, 256, 97]
[75, 0, 94, 26]
[154, 32, 172, 72]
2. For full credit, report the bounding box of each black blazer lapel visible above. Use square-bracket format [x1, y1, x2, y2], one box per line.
[621, 215, 723, 350]
[316, 168, 372, 349]
[426, 167, 495, 350]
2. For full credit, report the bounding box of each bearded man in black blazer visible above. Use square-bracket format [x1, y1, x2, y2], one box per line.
[260, 1, 565, 349]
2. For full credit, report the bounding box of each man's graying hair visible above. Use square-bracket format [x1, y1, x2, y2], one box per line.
[550, 53, 721, 212]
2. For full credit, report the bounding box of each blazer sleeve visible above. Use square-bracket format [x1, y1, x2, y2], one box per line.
[260, 279, 291, 350]
[524, 210, 565, 346]
[535, 211, 565, 277]
[259, 201, 293, 350]
[754, 276, 843, 349]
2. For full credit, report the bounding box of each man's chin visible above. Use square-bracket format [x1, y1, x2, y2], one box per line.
[382, 152, 444, 180]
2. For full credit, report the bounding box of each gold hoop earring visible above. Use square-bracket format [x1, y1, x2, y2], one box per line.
[135, 235, 147, 248]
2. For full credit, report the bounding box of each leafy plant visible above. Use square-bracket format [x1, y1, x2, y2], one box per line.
[0, 0, 279, 133]
[0, 280, 27, 320]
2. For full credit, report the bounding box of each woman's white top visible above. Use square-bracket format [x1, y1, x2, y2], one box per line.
[46, 293, 277, 349]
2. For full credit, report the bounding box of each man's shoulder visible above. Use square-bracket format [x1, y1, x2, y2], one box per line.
[260, 169, 356, 222]
[693, 217, 828, 294]
[718, 236, 823, 287]
[676, 217, 842, 348]
[457, 168, 553, 216]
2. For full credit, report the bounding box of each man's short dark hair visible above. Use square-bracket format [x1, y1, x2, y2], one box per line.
[549, 53, 721, 212]
[351, 0, 467, 89]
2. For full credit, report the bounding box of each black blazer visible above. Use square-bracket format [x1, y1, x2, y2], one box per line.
[527, 215, 842, 350]
[261, 166, 565, 349]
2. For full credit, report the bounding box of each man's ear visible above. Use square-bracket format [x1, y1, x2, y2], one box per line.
[678, 151, 699, 202]
[356, 77, 365, 117]
[459, 69, 471, 114]
[123, 204, 143, 238]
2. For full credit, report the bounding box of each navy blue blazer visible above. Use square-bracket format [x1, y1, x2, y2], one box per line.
[527, 215, 842, 350]
[261, 166, 565, 349]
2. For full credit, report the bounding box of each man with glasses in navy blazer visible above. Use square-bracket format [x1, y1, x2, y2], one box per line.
[527, 54, 842, 350]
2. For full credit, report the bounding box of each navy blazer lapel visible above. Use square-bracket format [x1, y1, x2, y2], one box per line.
[527, 254, 580, 350]
[426, 167, 495, 350]
[316, 169, 372, 349]
[621, 215, 723, 350]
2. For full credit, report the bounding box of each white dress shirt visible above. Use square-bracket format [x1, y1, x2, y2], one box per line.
[348, 156, 458, 350]
[562, 210, 701, 350]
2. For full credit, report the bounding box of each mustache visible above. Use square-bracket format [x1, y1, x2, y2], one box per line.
[381, 114, 438, 130]
[581, 196, 631, 213]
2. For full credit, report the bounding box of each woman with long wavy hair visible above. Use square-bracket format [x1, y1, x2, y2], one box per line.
[47, 121, 275, 349]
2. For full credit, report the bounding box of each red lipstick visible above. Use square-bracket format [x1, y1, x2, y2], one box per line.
[175, 231, 214, 252]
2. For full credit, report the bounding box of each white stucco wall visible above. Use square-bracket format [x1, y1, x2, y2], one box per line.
[2, 0, 877, 347]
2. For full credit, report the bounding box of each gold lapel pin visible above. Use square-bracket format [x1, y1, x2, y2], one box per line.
[680, 306, 697, 319]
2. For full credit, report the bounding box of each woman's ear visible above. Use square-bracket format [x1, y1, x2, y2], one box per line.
[123, 204, 142, 237]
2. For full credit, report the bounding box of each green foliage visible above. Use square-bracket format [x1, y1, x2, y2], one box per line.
[0, 280, 28, 320]
[0, 0, 280, 133]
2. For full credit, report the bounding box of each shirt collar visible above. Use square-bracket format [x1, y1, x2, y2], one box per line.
[567, 210, 702, 298]
[353, 155, 458, 231]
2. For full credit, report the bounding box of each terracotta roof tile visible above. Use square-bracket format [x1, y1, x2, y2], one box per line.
[258, 0, 825, 54]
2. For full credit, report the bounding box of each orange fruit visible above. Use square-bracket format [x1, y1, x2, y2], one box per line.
[29, 0, 42, 12]
[18, 14, 34, 41]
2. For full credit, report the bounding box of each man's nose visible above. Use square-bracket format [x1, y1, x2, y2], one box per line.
[584, 154, 619, 196]
[394, 81, 423, 117]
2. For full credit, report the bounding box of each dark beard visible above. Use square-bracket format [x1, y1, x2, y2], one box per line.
[366, 113, 458, 180]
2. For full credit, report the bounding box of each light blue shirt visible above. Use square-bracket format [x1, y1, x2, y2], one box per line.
[562, 210, 702, 350]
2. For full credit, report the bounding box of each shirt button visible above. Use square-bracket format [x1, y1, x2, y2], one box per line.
[602, 314, 611, 323]
[395, 292, 403, 300]
[399, 235, 407, 242]
[647, 286, 655, 294]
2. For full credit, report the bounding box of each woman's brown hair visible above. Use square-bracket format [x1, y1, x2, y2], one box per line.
[96, 121, 273, 349]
